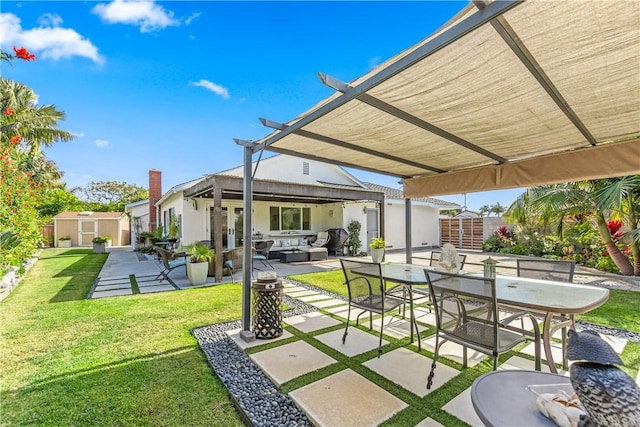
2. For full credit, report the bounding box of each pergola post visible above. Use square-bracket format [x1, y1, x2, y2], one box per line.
[240, 142, 255, 341]
[213, 186, 223, 282]
[405, 198, 412, 263]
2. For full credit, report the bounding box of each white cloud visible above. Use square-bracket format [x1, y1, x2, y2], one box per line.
[72, 132, 85, 138]
[95, 139, 109, 147]
[191, 79, 230, 99]
[0, 13, 104, 65]
[38, 13, 63, 27]
[184, 12, 201, 26]
[92, 0, 179, 33]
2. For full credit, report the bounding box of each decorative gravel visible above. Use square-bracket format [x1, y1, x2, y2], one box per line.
[192, 277, 640, 426]
[192, 291, 316, 427]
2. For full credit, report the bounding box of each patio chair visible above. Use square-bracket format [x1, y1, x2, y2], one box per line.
[425, 270, 540, 389]
[516, 258, 576, 369]
[408, 250, 467, 312]
[340, 259, 418, 358]
[223, 247, 243, 281]
[252, 240, 274, 270]
[155, 246, 188, 283]
[312, 231, 329, 247]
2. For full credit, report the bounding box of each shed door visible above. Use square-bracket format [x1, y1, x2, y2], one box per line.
[79, 220, 97, 246]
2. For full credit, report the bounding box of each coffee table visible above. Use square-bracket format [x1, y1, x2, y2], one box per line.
[279, 250, 309, 263]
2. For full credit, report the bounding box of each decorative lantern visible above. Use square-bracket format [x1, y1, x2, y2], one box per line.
[482, 257, 498, 279]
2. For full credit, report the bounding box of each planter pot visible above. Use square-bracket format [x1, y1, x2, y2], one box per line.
[370, 248, 385, 263]
[93, 242, 106, 253]
[187, 261, 209, 286]
[58, 240, 71, 248]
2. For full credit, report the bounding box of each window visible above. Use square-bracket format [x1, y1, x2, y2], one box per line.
[303, 161, 309, 175]
[269, 206, 311, 231]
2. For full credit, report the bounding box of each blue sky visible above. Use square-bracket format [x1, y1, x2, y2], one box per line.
[1, 0, 524, 211]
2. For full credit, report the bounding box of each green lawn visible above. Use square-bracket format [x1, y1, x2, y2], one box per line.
[3, 251, 638, 426]
[1, 249, 244, 427]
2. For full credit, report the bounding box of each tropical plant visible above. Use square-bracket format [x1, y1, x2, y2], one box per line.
[346, 220, 362, 256]
[369, 237, 386, 249]
[506, 176, 640, 276]
[186, 242, 215, 263]
[92, 236, 110, 244]
[168, 215, 179, 240]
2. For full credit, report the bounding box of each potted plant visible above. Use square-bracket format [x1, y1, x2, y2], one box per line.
[168, 215, 179, 242]
[92, 236, 110, 253]
[185, 242, 215, 286]
[58, 236, 72, 248]
[369, 237, 386, 263]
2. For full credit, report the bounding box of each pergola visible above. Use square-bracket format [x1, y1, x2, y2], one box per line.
[235, 0, 640, 338]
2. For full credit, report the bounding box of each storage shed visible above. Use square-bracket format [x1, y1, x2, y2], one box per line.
[53, 212, 130, 247]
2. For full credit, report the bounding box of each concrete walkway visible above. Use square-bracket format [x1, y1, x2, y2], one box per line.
[92, 246, 640, 299]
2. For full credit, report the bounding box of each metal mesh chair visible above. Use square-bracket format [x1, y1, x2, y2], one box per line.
[425, 270, 540, 389]
[340, 259, 417, 357]
[516, 258, 576, 370]
[409, 251, 467, 311]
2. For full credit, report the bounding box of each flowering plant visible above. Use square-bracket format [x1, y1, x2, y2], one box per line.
[0, 46, 36, 63]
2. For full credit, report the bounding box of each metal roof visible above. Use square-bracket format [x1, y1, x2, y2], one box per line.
[251, 0, 640, 197]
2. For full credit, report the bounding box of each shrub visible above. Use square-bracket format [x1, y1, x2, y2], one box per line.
[92, 236, 110, 244]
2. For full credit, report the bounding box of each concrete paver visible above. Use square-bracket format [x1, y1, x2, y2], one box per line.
[315, 328, 386, 357]
[249, 340, 336, 386]
[290, 369, 408, 427]
[363, 347, 459, 397]
[284, 311, 342, 333]
[226, 328, 294, 350]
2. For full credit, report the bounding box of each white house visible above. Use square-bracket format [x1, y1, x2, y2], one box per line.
[136, 155, 459, 279]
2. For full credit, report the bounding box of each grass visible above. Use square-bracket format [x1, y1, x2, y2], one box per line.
[0, 248, 244, 427]
[3, 251, 638, 426]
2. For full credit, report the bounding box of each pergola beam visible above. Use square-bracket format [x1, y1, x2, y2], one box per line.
[260, 117, 445, 173]
[319, 72, 507, 163]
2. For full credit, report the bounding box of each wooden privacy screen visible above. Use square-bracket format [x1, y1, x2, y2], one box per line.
[439, 218, 484, 250]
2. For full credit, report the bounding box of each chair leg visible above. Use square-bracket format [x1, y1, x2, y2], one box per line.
[343, 305, 351, 344]
[378, 312, 384, 358]
[427, 335, 440, 389]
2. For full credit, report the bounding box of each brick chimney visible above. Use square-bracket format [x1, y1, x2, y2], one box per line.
[149, 169, 162, 232]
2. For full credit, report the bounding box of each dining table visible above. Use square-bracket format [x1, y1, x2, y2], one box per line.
[361, 263, 610, 373]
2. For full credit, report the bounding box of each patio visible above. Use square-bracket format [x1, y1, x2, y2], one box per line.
[194, 274, 635, 426]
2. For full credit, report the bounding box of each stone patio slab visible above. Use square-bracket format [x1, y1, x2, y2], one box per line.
[309, 298, 346, 309]
[372, 315, 428, 341]
[315, 328, 386, 357]
[442, 387, 483, 427]
[419, 336, 486, 367]
[289, 369, 407, 427]
[284, 311, 342, 333]
[363, 347, 459, 397]
[285, 290, 318, 297]
[296, 294, 332, 302]
[249, 340, 336, 386]
[500, 355, 565, 374]
[94, 282, 131, 291]
[91, 288, 132, 298]
[415, 418, 446, 427]
[324, 305, 366, 320]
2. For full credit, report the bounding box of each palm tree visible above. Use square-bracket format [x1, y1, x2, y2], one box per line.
[0, 78, 74, 154]
[591, 175, 640, 276]
[509, 179, 637, 276]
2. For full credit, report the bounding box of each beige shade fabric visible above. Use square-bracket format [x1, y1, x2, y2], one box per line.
[254, 0, 640, 197]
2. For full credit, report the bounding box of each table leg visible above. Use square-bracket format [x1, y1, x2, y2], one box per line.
[542, 312, 558, 374]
